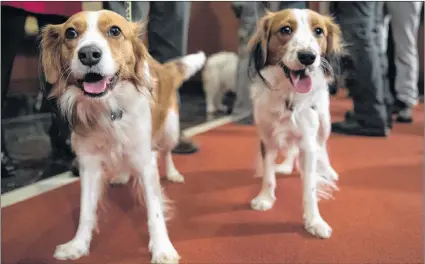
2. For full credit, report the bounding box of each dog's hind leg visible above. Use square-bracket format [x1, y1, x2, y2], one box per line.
[251, 141, 277, 211]
[275, 144, 299, 175]
[161, 151, 184, 183]
[160, 109, 184, 183]
[214, 86, 228, 113]
[110, 171, 131, 185]
[54, 156, 103, 260]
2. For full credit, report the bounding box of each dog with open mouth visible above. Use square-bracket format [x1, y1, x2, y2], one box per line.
[248, 9, 342, 239]
[41, 10, 206, 263]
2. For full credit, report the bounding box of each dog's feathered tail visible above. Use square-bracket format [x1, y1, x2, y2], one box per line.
[163, 51, 207, 90]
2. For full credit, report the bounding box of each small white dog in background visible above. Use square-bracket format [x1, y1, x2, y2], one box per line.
[202, 51, 239, 114]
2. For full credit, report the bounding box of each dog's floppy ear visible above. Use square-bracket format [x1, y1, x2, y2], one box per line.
[40, 24, 63, 84]
[248, 11, 274, 68]
[130, 20, 154, 90]
[247, 11, 274, 83]
[324, 16, 343, 56]
[322, 16, 346, 84]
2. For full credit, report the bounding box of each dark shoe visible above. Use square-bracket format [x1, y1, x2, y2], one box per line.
[345, 110, 393, 129]
[396, 108, 413, 123]
[392, 99, 407, 114]
[172, 135, 199, 154]
[329, 83, 338, 96]
[71, 158, 79, 177]
[392, 99, 413, 123]
[1, 152, 17, 178]
[344, 110, 355, 121]
[332, 120, 389, 137]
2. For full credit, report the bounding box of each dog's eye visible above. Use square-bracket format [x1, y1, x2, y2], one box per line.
[65, 28, 78, 39]
[280, 26, 292, 35]
[315, 27, 324, 36]
[108, 26, 122, 37]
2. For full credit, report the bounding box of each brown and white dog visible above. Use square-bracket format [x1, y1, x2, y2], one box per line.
[248, 9, 342, 238]
[41, 10, 205, 263]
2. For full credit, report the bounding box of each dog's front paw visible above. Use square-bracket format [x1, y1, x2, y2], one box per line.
[304, 216, 332, 239]
[275, 161, 294, 175]
[110, 173, 130, 185]
[167, 172, 185, 183]
[251, 192, 276, 211]
[327, 167, 339, 181]
[54, 240, 89, 260]
[150, 240, 180, 264]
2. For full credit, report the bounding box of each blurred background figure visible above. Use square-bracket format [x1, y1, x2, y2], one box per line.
[385, 2, 423, 123]
[231, 1, 307, 124]
[105, 1, 199, 154]
[1, 2, 81, 178]
[330, 2, 393, 137]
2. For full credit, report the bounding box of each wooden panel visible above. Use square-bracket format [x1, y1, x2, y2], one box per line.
[187, 2, 238, 55]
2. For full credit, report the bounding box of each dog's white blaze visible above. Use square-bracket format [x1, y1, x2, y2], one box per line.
[283, 9, 321, 70]
[70, 11, 117, 77]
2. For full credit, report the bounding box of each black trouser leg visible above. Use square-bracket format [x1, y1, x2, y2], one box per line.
[335, 2, 388, 129]
[1, 7, 27, 153]
[1, 7, 27, 177]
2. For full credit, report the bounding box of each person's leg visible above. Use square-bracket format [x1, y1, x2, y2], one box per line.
[147, 2, 190, 63]
[375, 2, 393, 129]
[1, 7, 27, 178]
[277, 1, 307, 10]
[105, 1, 149, 24]
[387, 2, 423, 123]
[232, 2, 265, 122]
[345, 3, 393, 128]
[332, 2, 389, 137]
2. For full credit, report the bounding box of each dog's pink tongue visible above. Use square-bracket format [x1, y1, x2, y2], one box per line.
[83, 79, 107, 94]
[290, 72, 312, 94]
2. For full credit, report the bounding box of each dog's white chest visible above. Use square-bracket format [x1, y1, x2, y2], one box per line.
[254, 94, 302, 150]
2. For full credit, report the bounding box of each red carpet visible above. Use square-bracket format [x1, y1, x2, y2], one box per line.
[2, 98, 423, 264]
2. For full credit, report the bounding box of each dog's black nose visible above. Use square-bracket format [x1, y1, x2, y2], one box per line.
[297, 51, 316, 66]
[78, 45, 102, 66]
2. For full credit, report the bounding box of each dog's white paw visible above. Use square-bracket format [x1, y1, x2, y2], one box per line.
[150, 240, 180, 264]
[206, 105, 216, 115]
[317, 161, 339, 182]
[251, 193, 276, 211]
[304, 216, 332, 239]
[167, 172, 185, 183]
[275, 161, 294, 175]
[328, 167, 339, 181]
[110, 174, 130, 185]
[54, 240, 89, 260]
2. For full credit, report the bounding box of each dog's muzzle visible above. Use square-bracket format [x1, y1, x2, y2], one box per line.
[76, 71, 120, 98]
[278, 61, 312, 94]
